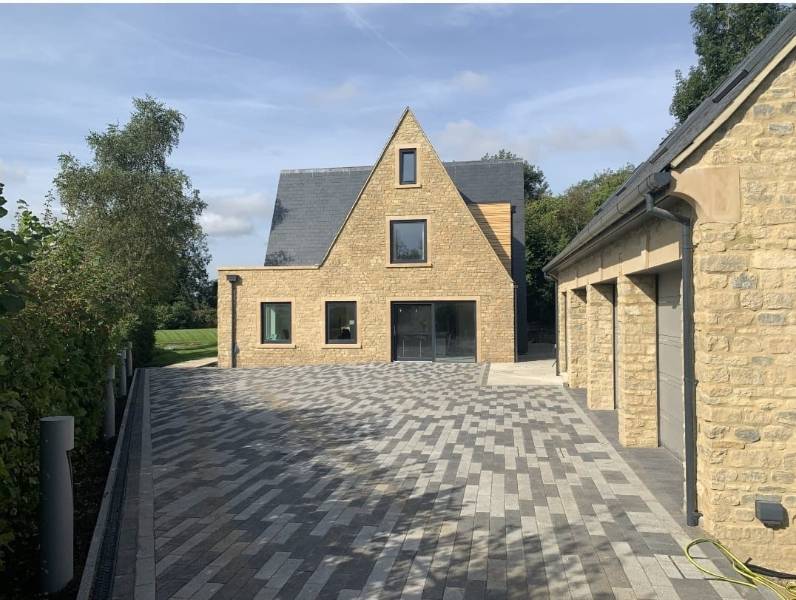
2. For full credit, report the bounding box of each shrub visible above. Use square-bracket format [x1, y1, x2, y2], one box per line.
[191, 306, 217, 328]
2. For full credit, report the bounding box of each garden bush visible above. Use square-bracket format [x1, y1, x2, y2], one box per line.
[0, 192, 129, 570]
[0, 97, 208, 579]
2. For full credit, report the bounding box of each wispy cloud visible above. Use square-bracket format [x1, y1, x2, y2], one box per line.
[206, 191, 271, 217]
[0, 159, 29, 185]
[199, 191, 271, 237]
[437, 120, 515, 161]
[436, 119, 635, 163]
[340, 5, 408, 60]
[540, 126, 634, 152]
[200, 212, 254, 237]
[506, 75, 669, 119]
[449, 71, 489, 93]
[442, 4, 514, 27]
[311, 80, 360, 106]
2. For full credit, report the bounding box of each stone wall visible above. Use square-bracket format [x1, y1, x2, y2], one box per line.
[551, 47, 796, 569]
[680, 48, 796, 568]
[587, 283, 615, 410]
[616, 274, 659, 448]
[566, 289, 588, 388]
[218, 111, 515, 367]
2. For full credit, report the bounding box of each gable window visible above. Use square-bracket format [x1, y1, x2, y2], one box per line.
[326, 301, 357, 344]
[390, 219, 427, 263]
[261, 302, 292, 343]
[399, 148, 417, 185]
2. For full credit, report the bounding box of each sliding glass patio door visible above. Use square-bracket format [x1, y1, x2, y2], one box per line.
[393, 303, 433, 361]
[392, 301, 476, 362]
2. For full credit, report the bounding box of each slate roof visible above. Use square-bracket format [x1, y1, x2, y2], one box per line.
[544, 10, 796, 273]
[264, 159, 524, 266]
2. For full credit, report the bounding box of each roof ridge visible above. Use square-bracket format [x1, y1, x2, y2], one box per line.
[280, 165, 373, 174]
[280, 158, 523, 175]
[445, 159, 525, 166]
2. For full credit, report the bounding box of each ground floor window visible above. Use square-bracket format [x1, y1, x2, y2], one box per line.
[261, 302, 292, 343]
[326, 301, 357, 344]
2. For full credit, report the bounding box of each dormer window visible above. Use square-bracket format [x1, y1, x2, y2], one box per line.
[399, 148, 417, 185]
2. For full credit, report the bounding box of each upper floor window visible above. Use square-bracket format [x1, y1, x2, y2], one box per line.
[399, 148, 417, 185]
[390, 219, 427, 263]
[261, 302, 292, 343]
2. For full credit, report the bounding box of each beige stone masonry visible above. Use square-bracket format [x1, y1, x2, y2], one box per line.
[566, 289, 588, 388]
[587, 283, 615, 410]
[616, 274, 658, 448]
[683, 48, 796, 570]
[217, 109, 515, 368]
[548, 47, 796, 570]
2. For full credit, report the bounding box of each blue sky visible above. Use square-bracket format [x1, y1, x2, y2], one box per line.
[0, 3, 697, 275]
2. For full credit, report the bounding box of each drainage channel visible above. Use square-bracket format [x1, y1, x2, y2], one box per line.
[76, 368, 144, 600]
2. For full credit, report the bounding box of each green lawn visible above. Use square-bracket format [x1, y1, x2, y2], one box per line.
[151, 328, 218, 367]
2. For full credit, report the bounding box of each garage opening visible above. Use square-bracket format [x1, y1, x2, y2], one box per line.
[657, 267, 685, 459]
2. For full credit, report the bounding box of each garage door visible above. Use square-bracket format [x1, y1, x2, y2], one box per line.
[657, 268, 684, 459]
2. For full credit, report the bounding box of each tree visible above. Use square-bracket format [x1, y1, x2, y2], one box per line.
[671, 4, 793, 123]
[481, 150, 550, 202]
[55, 96, 209, 311]
[525, 165, 636, 325]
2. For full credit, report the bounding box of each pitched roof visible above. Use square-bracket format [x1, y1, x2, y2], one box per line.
[264, 159, 524, 266]
[544, 10, 796, 274]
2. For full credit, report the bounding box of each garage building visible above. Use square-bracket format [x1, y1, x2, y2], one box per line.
[543, 14, 796, 570]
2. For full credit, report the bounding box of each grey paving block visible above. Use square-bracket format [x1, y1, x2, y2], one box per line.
[142, 364, 765, 600]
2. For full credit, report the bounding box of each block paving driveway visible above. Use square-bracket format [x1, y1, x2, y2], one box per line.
[149, 363, 757, 600]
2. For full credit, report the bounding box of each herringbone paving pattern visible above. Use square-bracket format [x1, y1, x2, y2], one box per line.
[149, 363, 751, 600]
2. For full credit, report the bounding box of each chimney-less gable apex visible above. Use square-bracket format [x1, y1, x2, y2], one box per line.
[265, 108, 524, 269]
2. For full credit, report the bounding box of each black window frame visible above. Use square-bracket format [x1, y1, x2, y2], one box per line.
[325, 301, 358, 344]
[390, 219, 427, 264]
[260, 301, 292, 344]
[399, 148, 417, 185]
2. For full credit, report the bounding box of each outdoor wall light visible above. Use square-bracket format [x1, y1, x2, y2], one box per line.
[755, 499, 787, 529]
[226, 274, 240, 283]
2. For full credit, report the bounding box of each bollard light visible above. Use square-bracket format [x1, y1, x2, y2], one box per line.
[117, 351, 127, 397]
[126, 341, 134, 378]
[103, 365, 116, 440]
[40, 416, 74, 594]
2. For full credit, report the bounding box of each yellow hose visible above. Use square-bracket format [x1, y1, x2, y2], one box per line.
[684, 538, 796, 599]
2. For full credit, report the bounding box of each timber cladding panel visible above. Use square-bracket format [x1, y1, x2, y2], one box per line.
[218, 110, 516, 368]
[467, 203, 512, 273]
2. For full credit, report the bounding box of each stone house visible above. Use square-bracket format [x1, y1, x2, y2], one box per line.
[543, 14, 796, 569]
[218, 109, 526, 368]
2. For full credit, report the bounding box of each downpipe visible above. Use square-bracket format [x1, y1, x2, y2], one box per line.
[544, 272, 560, 376]
[644, 192, 701, 527]
[226, 274, 240, 368]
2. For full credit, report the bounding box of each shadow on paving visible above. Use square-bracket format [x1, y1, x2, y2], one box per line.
[146, 365, 762, 600]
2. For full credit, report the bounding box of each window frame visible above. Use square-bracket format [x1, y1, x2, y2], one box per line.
[398, 148, 417, 185]
[258, 300, 294, 347]
[389, 218, 428, 265]
[325, 301, 358, 345]
[394, 144, 421, 188]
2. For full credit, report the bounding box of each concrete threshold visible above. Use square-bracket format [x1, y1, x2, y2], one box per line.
[164, 356, 218, 369]
[486, 360, 562, 385]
